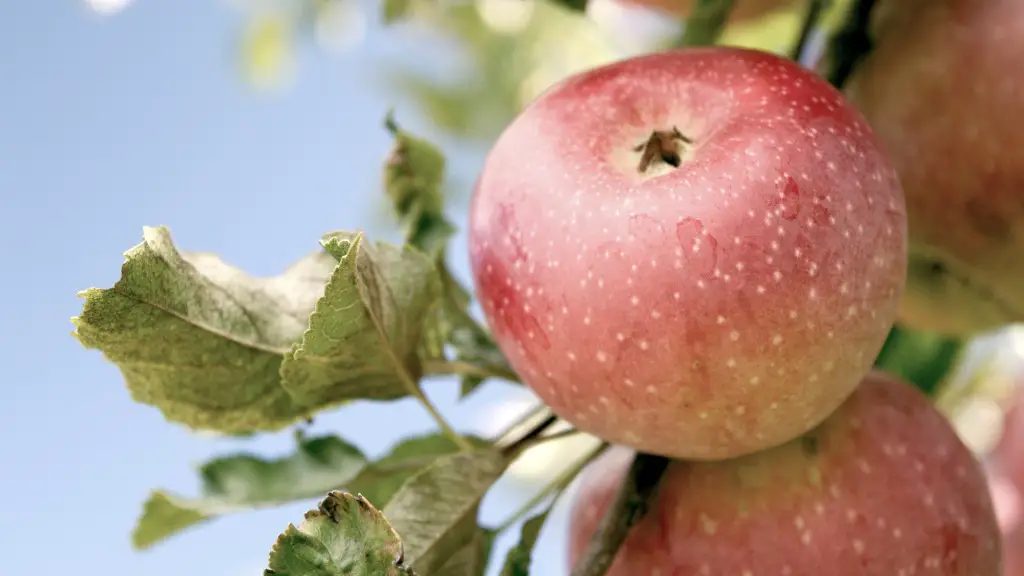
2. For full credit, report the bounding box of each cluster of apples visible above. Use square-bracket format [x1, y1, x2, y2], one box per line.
[466, 0, 1020, 573]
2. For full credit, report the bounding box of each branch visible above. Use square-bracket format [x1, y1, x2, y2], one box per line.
[790, 0, 830, 62]
[677, 0, 735, 48]
[569, 452, 671, 576]
[500, 414, 559, 457]
[824, 0, 877, 88]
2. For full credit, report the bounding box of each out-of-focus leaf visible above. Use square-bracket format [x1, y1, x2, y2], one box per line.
[132, 434, 367, 550]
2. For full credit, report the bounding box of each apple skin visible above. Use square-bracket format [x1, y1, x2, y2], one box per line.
[616, 0, 790, 21]
[990, 384, 1024, 573]
[843, 0, 1024, 335]
[468, 47, 907, 460]
[568, 372, 1002, 575]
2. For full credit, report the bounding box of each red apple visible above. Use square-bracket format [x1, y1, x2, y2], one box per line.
[616, 0, 791, 21]
[568, 372, 1002, 575]
[468, 47, 907, 460]
[843, 0, 1024, 335]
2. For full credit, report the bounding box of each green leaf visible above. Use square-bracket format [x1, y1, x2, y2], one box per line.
[265, 492, 407, 576]
[873, 324, 965, 396]
[280, 232, 443, 407]
[132, 434, 368, 549]
[133, 433, 492, 550]
[383, 113, 455, 260]
[499, 508, 552, 576]
[72, 226, 334, 433]
[384, 448, 511, 573]
[434, 525, 496, 576]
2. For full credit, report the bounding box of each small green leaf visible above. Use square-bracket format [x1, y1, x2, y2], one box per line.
[499, 508, 552, 576]
[132, 434, 368, 549]
[384, 448, 511, 573]
[280, 232, 443, 406]
[873, 324, 965, 396]
[265, 492, 407, 576]
[72, 226, 334, 433]
[383, 113, 455, 259]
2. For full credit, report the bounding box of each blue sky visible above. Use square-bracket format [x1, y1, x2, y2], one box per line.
[0, 2, 571, 574]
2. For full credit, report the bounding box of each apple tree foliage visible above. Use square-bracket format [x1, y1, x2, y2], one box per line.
[71, 1, 994, 574]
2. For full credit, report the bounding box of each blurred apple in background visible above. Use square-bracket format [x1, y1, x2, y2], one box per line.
[942, 326, 1024, 574]
[844, 0, 1024, 336]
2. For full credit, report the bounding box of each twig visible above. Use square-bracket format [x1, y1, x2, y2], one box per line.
[422, 359, 520, 383]
[493, 403, 556, 446]
[569, 452, 671, 576]
[495, 442, 610, 534]
[790, 0, 830, 62]
[824, 0, 877, 88]
[501, 414, 559, 457]
[676, 0, 735, 48]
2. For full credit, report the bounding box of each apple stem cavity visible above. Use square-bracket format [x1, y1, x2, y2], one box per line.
[633, 126, 693, 173]
[570, 452, 671, 576]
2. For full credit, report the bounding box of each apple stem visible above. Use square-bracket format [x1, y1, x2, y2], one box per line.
[823, 0, 877, 88]
[675, 0, 735, 48]
[633, 127, 693, 173]
[569, 452, 671, 576]
[790, 0, 830, 63]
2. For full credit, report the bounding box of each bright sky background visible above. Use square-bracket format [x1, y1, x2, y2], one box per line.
[0, 2, 577, 574]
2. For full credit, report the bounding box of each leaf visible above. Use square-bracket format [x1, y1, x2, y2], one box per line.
[873, 324, 965, 396]
[348, 434, 487, 508]
[434, 525, 496, 576]
[280, 232, 443, 406]
[72, 226, 335, 433]
[265, 492, 407, 576]
[132, 434, 368, 549]
[241, 13, 296, 90]
[499, 508, 552, 576]
[383, 113, 456, 260]
[384, 448, 511, 573]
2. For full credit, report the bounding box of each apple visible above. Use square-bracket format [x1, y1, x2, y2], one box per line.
[568, 372, 1002, 575]
[468, 47, 907, 460]
[617, 0, 791, 22]
[842, 0, 1024, 335]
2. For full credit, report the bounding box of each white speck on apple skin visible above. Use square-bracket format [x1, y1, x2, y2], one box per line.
[469, 47, 907, 460]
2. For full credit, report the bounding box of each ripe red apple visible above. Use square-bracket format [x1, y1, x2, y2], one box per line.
[568, 372, 1002, 575]
[468, 47, 907, 460]
[616, 0, 790, 21]
[843, 0, 1024, 335]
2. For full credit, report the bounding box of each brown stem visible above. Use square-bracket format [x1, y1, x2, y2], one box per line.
[569, 452, 671, 576]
